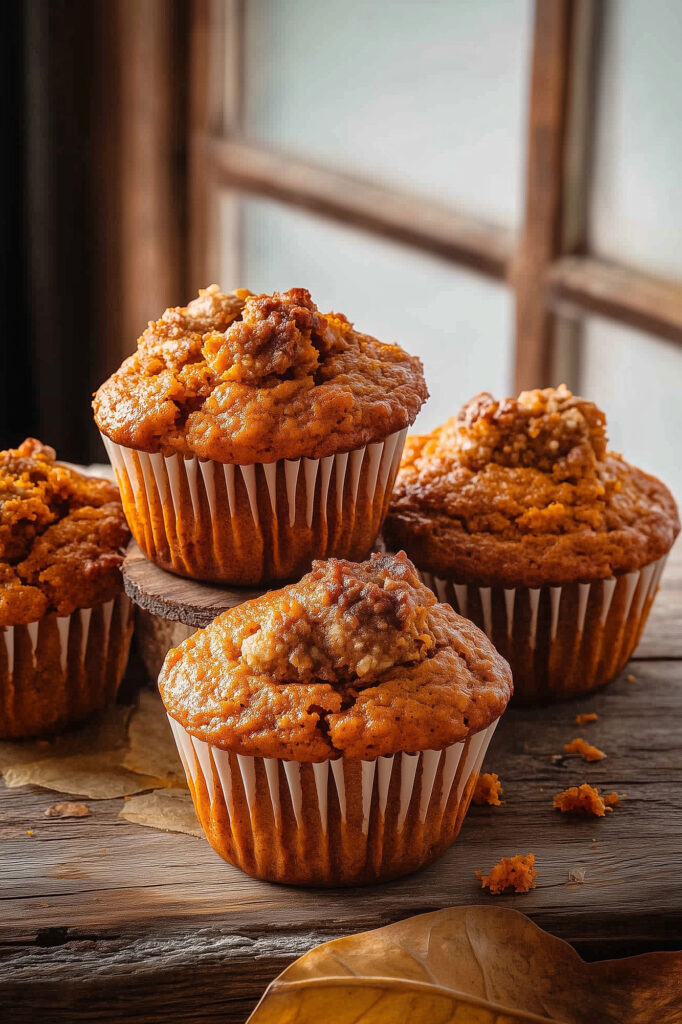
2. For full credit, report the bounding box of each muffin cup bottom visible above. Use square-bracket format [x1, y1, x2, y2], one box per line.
[0, 595, 134, 739]
[421, 555, 667, 704]
[102, 430, 407, 586]
[168, 715, 499, 886]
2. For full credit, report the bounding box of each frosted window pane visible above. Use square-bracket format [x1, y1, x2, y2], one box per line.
[580, 318, 682, 503]
[590, 1, 682, 278]
[243, 0, 532, 228]
[226, 197, 513, 433]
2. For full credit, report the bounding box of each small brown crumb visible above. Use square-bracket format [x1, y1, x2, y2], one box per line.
[568, 867, 586, 884]
[44, 802, 90, 819]
[475, 854, 537, 894]
[564, 737, 605, 762]
[26, 829, 34, 836]
[553, 783, 618, 817]
[627, 674, 637, 683]
[472, 772, 503, 806]
[574, 713, 598, 725]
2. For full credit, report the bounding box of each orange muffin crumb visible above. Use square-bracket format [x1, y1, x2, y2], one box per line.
[472, 772, 503, 806]
[476, 854, 536, 894]
[574, 712, 598, 725]
[554, 784, 620, 816]
[564, 737, 605, 762]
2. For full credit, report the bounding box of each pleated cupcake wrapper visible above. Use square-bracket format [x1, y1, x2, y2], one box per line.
[1, 595, 133, 679]
[0, 594, 134, 738]
[168, 714, 498, 884]
[101, 429, 407, 577]
[421, 553, 668, 701]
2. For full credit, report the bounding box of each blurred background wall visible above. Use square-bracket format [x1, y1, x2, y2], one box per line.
[3, 0, 682, 497]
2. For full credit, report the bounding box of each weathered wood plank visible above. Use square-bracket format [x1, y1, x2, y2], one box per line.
[205, 136, 514, 279]
[547, 256, 682, 347]
[2, 547, 680, 1021]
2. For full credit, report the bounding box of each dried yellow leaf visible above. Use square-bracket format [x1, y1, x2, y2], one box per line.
[118, 788, 202, 838]
[248, 907, 682, 1024]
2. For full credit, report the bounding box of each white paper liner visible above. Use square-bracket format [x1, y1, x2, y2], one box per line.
[167, 714, 498, 882]
[0, 595, 132, 680]
[100, 428, 408, 582]
[421, 554, 668, 697]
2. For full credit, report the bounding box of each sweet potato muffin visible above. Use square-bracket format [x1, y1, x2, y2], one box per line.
[94, 286, 428, 585]
[159, 551, 512, 885]
[0, 439, 134, 737]
[384, 386, 680, 702]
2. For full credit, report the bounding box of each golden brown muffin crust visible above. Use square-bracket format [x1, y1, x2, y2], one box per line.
[94, 285, 428, 464]
[159, 551, 512, 761]
[0, 439, 130, 625]
[385, 385, 680, 586]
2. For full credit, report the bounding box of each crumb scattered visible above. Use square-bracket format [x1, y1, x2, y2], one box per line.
[26, 830, 34, 836]
[574, 713, 598, 725]
[472, 772, 503, 806]
[564, 737, 605, 762]
[44, 802, 90, 819]
[551, 753, 566, 765]
[627, 674, 637, 683]
[539, 786, 544, 792]
[475, 854, 537, 895]
[553, 784, 619, 817]
[568, 867, 586, 884]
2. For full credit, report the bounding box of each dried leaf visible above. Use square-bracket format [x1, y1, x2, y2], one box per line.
[2, 752, 161, 800]
[122, 690, 185, 787]
[44, 802, 90, 818]
[0, 705, 161, 799]
[248, 907, 682, 1024]
[118, 788, 202, 837]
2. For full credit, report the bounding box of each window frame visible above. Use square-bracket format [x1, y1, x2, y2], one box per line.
[188, 0, 682, 390]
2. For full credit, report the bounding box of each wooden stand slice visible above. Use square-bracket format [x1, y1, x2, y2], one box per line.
[122, 541, 268, 680]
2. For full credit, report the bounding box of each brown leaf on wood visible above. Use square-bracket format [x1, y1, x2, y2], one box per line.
[247, 907, 682, 1024]
[44, 802, 90, 818]
[0, 705, 162, 799]
[118, 788, 202, 838]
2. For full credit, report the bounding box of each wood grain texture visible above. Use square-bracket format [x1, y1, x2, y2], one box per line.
[547, 256, 682, 346]
[205, 136, 514, 279]
[1, 545, 680, 1022]
[121, 541, 264, 627]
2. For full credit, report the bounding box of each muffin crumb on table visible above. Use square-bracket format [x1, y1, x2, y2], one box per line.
[554, 785, 620, 817]
[475, 854, 537, 894]
[564, 738, 605, 762]
[472, 772, 503, 806]
[574, 713, 598, 725]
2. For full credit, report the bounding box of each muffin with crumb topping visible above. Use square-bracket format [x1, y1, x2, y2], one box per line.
[384, 386, 679, 702]
[94, 285, 427, 585]
[0, 439, 133, 737]
[159, 551, 512, 885]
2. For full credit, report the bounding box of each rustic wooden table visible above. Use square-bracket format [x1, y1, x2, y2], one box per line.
[2, 544, 681, 1023]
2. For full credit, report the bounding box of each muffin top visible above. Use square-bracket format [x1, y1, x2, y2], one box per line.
[384, 386, 680, 587]
[93, 285, 428, 464]
[159, 551, 511, 761]
[0, 439, 130, 625]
